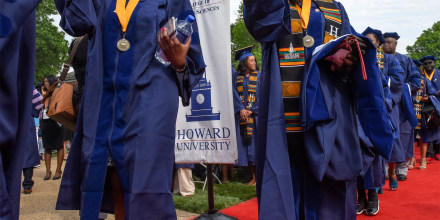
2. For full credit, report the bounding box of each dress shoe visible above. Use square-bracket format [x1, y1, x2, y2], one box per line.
[44, 171, 52, 181]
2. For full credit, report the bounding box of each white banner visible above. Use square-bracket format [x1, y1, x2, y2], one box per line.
[175, 0, 237, 164]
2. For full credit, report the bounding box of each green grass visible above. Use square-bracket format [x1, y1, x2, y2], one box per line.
[173, 182, 257, 214]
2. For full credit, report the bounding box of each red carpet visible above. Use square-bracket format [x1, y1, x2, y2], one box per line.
[358, 146, 440, 220]
[190, 146, 440, 219]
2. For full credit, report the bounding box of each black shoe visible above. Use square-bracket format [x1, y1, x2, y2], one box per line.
[397, 174, 407, 181]
[365, 198, 379, 216]
[23, 189, 32, 194]
[44, 171, 52, 181]
[356, 196, 367, 215]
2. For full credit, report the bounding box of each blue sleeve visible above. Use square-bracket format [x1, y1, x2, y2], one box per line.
[425, 79, 440, 115]
[54, 0, 100, 36]
[243, 0, 291, 43]
[232, 72, 246, 114]
[405, 58, 421, 93]
[426, 79, 439, 97]
[250, 71, 261, 115]
[174, 2, 206, 106]
[0, 0, 41, 49]
[386, 55, 404, 105]
[380, 72, 393, 113]
[431, 71, 440, 92]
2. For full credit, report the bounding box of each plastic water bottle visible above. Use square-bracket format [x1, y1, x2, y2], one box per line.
[155, 15, 196, 65]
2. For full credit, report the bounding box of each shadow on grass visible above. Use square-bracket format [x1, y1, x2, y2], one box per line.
[173, 182, 256, 214]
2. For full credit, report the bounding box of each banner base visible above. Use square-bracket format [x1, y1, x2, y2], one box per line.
[194, 212, 237, 220]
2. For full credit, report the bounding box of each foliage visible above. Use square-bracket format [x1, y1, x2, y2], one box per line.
[35, 0, 69, 83]
[407, 21, 440, 61]
[173, 182, 256, 214]
[230, 2, 262, 69]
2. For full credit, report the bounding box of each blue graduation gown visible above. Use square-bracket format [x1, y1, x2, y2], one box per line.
[22, 116, 41, 169]
[54, 0, 205, 219]
[23, 89, 43, 169]
[232, 71, 260, 166]
[395, 53, 421, 159]
[419, 77, 440, 143]
[382, 54, 406, 163]
[244, 1, 392, 219]
[358, 65, 396, 190]
[0, 2, 40, 219]
[428, 69, 440, 91]
[423, 69, 440, 143]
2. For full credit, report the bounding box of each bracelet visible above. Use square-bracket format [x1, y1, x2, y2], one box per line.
[172, 63, 187, 73]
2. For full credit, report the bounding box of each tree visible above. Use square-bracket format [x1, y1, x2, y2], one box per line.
[230, 2, 262, 69]
[407, 21, 440, 61]
[35, 0, 69, 83]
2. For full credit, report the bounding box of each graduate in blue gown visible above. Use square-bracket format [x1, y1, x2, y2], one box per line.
[356, 27, 403, 216]
[54, 0, 205, 219]
[412, 73, 440, 170]
[21, 88, 45, 195]
[0, 1, 41, 219]
[231, 46, 260, 185]
[243, 1, 393, 219]
[363, 28, 406, 194]
[383, 32, 421, 181]
[416, 56, 440, 169]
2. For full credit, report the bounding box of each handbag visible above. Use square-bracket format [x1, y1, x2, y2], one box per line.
[422, 103, 440, 128]
[44, 36, 84, 132]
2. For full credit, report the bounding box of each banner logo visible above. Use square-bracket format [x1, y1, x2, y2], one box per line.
[186, 73, 221, 122]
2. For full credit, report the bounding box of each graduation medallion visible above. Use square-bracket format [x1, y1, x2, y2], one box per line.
[303, 35, 315, 48]
[117, 38, 130, 52]
[115, 0, 140, 52]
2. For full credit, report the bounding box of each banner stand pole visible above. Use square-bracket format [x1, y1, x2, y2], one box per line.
[194, 164, 237, 220]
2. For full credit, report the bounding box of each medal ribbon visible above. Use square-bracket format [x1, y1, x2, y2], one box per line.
[295, 0, 312, 30]
[424, 69, 435, 82]
[115, 0, 140, 33]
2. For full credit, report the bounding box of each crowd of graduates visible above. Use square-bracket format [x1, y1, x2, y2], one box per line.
[2, 0, 440, 220]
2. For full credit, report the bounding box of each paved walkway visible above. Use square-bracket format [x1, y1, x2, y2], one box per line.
[20, 159, 198, 220]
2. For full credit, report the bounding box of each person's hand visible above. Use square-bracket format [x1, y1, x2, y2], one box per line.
[421, 96, 429, 103]
[240, 109, 252, 122]
[41, 87, 47, 96]
[157, 28, 191, 69]
[325, 48, 357, 74]
[352, 36, 368, 54]
[339, 53, 357, 73]
[437, 90, 440, 96]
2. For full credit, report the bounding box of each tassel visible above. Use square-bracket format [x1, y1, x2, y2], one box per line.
[355, 39, 368, 80]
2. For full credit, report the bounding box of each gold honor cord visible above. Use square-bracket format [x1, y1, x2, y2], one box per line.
[115, 0, 140, 51]
[424, 69, 435, 82]
[295, 0, 315, 48]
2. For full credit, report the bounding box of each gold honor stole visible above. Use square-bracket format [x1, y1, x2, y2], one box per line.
[236, 71, 258, 137]
[414, 79, 425, 130]
[280, 0, 343, 132]
[377, 47, 385, 72]
[424, 69, 435, 82]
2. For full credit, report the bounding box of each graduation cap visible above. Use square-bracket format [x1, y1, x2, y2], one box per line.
[420, 56, 438, 63]
[235, 46, 254, 62]
[412, 59, 422, 67]
[383, 32, 400, 40]
[362, 27, 385, 45]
